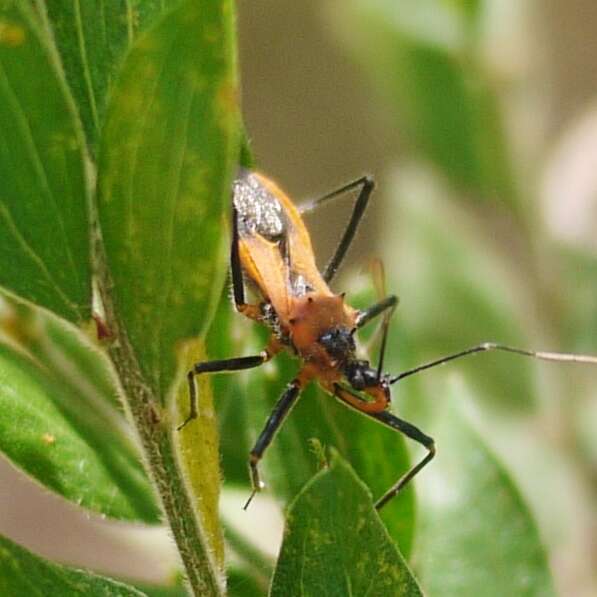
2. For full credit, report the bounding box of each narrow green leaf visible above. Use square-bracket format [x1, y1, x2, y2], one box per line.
[239, 125, 255, 169]
[97, 0, 239, 400]
[414, 386, 556, 596]
[227, 569, 265, 597]
[0, 340, 160, 523]
[209, 293, 253, 486]
[557, 248, 597, 352]
[270, 451, 422, 596]
[41, 0, 183, 149]
[0, 533, 145, 596]
[128, 576, 187, 597]
[385, 170, 536, 412]
[0, 1, 90, 322]
[335, 0, 517, 207]
[223, 522, 273, 591]
[446, 0, 482, 22]
[174, 339, 225, 572]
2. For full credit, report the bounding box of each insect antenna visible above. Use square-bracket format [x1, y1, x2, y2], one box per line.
[390, 342, 597, 384]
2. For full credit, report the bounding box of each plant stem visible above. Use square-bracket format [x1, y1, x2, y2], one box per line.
[94, 237, 222, 596]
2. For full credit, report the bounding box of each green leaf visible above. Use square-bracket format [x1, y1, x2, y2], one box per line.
[3, 298, 124, 413]
[0, 340, 160, 523]
[97, 0, 239, 400]
[270, 451, 422, 597]
[0, 533, 145, 596]
[385, 169, 536, 413]
[335, 0, 517, 207]
[414, 385, 556, 596]
[42, 0, 183, 150]
[0, 1, 90, 323]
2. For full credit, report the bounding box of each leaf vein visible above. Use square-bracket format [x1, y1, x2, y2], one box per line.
[0, 200, 78, 317]
[125, 0, 134, 43]
[73, 0, 100, 132]
[0, 60, 82, 299]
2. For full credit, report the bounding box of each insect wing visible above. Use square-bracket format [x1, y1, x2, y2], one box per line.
[255, 174, 330, 298]
[232, 171, 331, 318]
[238, 233, 290, 319]
[233, 170, 291, 318]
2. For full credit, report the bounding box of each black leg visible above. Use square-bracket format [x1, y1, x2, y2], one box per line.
[324, 177, 375, 283]
[230, 204, 264, 321]
[244, 378, 303, 509]
[370, 411, 435, 510]
[299, 176, 375, 283]
[299, 176, 373, 213]
[390, 342, 597, 384]
[230, 206, 245, 309]
[333, 392, 435, 510]
[178, 354, 267, 431]
[356, 295, 398, 329]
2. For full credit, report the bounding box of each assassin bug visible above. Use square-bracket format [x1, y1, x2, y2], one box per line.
[178, 169, 597, 510]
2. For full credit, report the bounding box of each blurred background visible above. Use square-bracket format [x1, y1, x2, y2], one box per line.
[240, 2, 597, 593]
[1, 1, 596, 595]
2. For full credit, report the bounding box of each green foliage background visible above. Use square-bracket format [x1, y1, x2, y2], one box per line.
[0, 1, 595, 596]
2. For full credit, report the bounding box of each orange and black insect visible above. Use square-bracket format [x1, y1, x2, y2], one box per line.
[179, 169, 597, 510]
